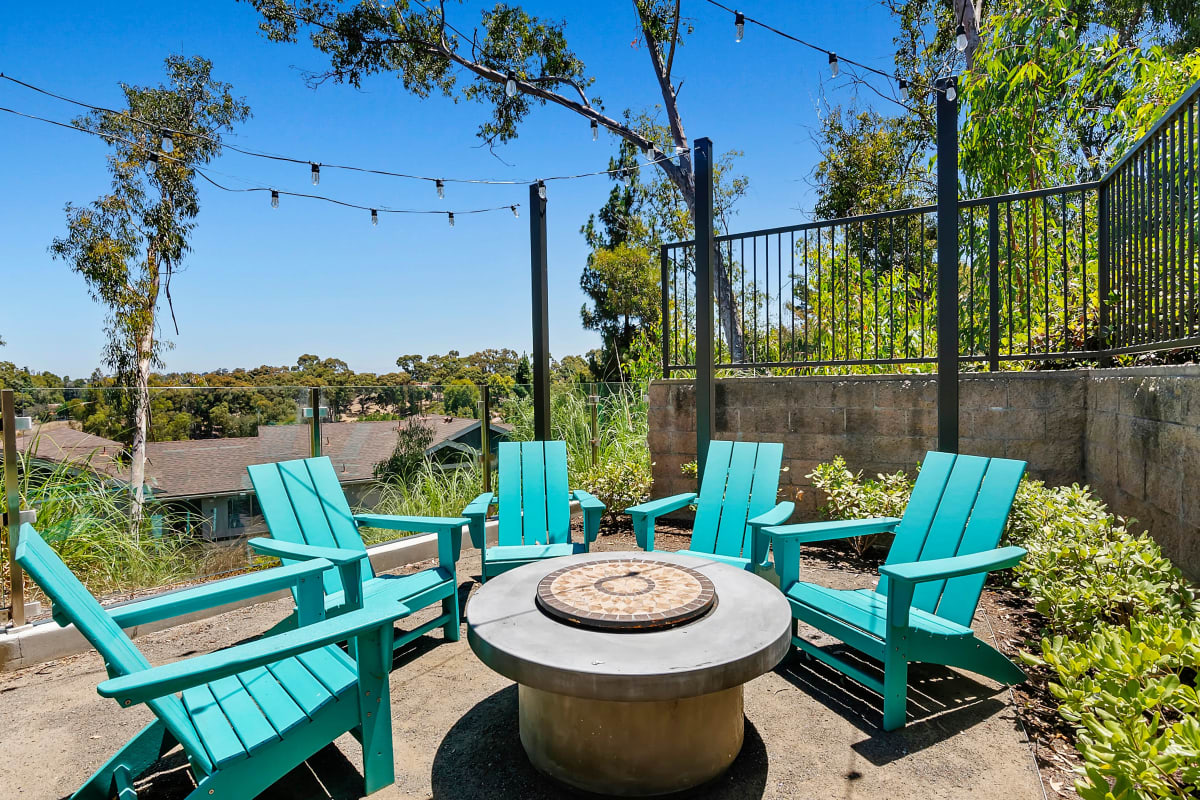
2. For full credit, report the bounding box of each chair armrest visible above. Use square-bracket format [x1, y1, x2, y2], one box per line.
[626, 492, 697, 520]
[248, 537, 367, 566]
[748, 502, 794, 529]
[573, 490, 605, 545]
[109, 559, 335, 629]
[98, 601, 412, 706]
[462, 492, 494, 551]
[763, 517, 900, 543]
[249, 538, 368, 611]
[356, 514, 468, 564]
[747, 501, 794, 568]
[354, 514, 468, 535]
[878, 546, 1026, 585]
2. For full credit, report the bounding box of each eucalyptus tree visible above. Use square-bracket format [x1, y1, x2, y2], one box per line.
[245, 0, 747, 360]
[50, 55, 250, 533]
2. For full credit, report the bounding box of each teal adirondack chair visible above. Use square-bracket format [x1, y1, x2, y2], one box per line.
[16, 523, 406, 798]
[764, 451, 1028, 731]
[248, 456, 465, 647]
[626, 440, 794, 571]
[463, 440, 605, 582]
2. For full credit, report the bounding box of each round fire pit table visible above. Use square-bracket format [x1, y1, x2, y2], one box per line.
[466, 551, 791, 797]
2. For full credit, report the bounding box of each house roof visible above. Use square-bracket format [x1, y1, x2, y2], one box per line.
[6, 417, 510, 501]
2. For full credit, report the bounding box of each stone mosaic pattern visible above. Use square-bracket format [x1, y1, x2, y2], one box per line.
[535, 558, 716, 631]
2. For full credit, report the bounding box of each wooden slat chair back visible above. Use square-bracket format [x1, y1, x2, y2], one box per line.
[496, 440, 573, 546]
[248, 457, 373, 597]
[18, 527, 212, 772]
[690, 440, 785, 562]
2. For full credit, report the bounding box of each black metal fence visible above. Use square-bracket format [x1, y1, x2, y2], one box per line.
[662, 79, 1200, 375]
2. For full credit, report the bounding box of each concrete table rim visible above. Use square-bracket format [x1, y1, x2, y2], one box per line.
[465, 550, 792, 702]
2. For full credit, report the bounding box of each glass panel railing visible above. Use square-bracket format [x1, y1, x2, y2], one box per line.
[2, 380, 652, 618]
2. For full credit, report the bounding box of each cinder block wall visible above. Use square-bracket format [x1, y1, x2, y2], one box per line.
[648, 366, 1199, 579]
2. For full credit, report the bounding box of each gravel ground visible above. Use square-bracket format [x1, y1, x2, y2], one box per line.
[0, 526, 1046, 799]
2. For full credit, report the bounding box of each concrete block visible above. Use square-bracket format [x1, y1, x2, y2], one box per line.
[961, 379, 1009, 410]
[790, 407, 846, 436]
[874, 378, 937, 408]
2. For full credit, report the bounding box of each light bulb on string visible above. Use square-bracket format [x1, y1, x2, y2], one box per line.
[147, 152, 158, 174]
[436, 179, 445, 200]
[371, 209, 378, 226]
[955, 23, 968, 52]
[310, 163, 320, 186]
[161, 131, 173, 153]
[505, 72, 518, 99]
[946, 84, 957, 101]
[829, 53, 839, 78]
[537, 181, 547, 200]
[734, 11, 744, 42]
[898, 77, 908, 99]
[591, 119, 598, 141]
[511, 205, 520, 219]
[270, 189, 279, 209]
[447, 212, 455, 228]
[621, 168, 631, 188]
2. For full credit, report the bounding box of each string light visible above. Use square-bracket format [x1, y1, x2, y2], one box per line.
[370, 208, 378, 226]
[147, 152, 158, 174]
[946, 83, 957, 102]
[271, 189, 279, 208]
[161, 131, 173, 153]
[310, 162, 320, 186]
[1, 73, 691, 187]
[537, 181, 547, 200]
[621, 168, 631, 188]
[898, 77, 908, 99]
[955, 23, 968, 52]
[504, 72, 518, 99]
[436, 179, 445, 199]
[734, 11, 745, 42]
[828, 52, 839, 79]
[511, 205, 519, 219]
[591, 119, 598, 141]
[447, 212, 455, 227]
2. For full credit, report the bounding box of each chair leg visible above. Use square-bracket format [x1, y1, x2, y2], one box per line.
[441, 588, 461, 642]
[72, 720, 174, 800]
[881, 648, 910, 731]
[357, 624, 397, 795]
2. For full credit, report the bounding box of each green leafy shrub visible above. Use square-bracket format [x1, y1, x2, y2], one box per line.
[577, 456, 653, 525]
[807, 457, 911, 556]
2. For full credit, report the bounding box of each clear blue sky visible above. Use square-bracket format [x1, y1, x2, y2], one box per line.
[0, 1, 903, 379]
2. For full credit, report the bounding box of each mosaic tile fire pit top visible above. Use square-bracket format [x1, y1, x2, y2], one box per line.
[534, 558, 717, 631]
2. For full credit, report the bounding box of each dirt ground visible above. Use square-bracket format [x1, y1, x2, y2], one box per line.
[0, 526, 1049, 800]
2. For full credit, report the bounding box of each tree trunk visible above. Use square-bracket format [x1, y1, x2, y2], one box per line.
[129, 331, 152, 539]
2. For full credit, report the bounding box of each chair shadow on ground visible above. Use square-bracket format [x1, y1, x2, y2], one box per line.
[774, 645, 1010, 766]
[430, 685, 770, 800]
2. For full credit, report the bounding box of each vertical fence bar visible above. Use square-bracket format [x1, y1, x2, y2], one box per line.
[694, 137, 716, 478]
[988, 200, 1001, 370]
[1098, 181, 1112, 363]
[936, 77, 960, 452]
[530, 181, 551, 441]
[309, 386, 322, 458]
[660, 244, 671, 377]
[4, 389, 26, 628]
[480, 383, 492, 494]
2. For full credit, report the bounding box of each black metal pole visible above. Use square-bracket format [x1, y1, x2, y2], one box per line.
[1097, 181, 1113, 366]
[694, 138, 716, 478]
[530, 182, 551, 440]
[660, 244, 671, 378]
[935, 78, 960, 453]
[987, 200, 1001, 372]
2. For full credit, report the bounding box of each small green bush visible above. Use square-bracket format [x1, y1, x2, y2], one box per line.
[577, 456, 653, 524]
[807, 456, 911, 556]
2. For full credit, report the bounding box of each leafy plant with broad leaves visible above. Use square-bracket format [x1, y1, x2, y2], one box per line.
[807, 456, 912, 556]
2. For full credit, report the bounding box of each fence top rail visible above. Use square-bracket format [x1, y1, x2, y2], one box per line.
[661, 181, 1102, 252]
[1101, 76, 1200, 184]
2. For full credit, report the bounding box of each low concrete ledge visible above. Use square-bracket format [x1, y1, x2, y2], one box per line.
[0, 504, 574, 673]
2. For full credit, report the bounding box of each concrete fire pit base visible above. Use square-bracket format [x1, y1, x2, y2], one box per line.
[467, 551, 791, 798]
[518, 683, 745, 796]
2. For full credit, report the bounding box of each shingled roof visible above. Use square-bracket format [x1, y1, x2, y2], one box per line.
[7, 417, 507, 501]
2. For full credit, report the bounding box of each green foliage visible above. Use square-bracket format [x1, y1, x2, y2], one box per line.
[359, 460, 485, 546]
[442, 379, 479, 418]
[576, 456, 653, 525]
[372, 416, 436, 483]
[807, 457, 912, 556]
